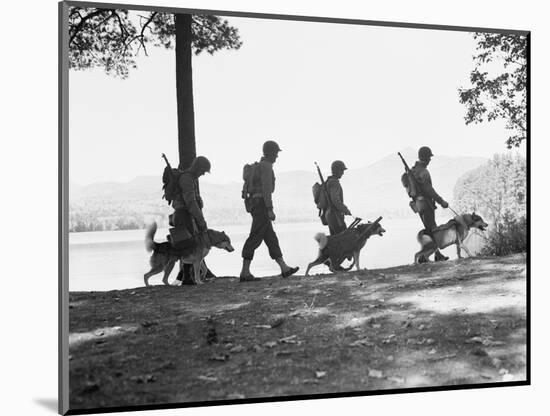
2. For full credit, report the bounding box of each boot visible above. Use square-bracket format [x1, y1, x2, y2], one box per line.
[276, 258, 299, 278]
[240, 259, 261, 282]
[176, 264, 196, 285]
[434, 250, 449, 262]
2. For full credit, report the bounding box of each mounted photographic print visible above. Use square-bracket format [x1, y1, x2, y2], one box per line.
[59, 1, 530, 414]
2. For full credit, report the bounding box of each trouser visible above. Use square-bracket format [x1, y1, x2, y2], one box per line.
[418, 205, 437, 236]
[242, 199, 283, 261]
[172, 209, 197, 283]
[418, 203, 446, 260]
[325, 208, 346, 236]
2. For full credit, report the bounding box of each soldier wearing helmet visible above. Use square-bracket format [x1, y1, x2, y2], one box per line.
[324, 160, 352, 235]
[171, 155, 211, 284]
[411, 146, 449, 262]
[240, 140, 299, 281]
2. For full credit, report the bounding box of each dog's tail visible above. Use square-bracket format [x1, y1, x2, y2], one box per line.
[417, 229, 433, 245]
[145, 222, 158, 252]
[314, 232, 328, 250]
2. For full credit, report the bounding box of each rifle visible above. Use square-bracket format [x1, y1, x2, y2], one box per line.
[358, 216, 382, 239]
[398, 152, 422, 213]
[314, 162, 337, 226]
[161, 153, 180, 205]
[329, 216, 383, 266]
[161, 153, 172, 170]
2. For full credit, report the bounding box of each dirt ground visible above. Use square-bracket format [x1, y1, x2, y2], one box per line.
[68, 254, 527, 411]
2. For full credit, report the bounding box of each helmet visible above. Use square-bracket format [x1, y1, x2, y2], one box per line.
[191, 156, 211, 173]
[418, 146, 434, 161]
[331, 160, 347, 173]
[262, 140, 282, 155]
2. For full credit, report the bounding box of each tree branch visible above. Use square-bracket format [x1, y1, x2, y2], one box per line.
[69, 9, 105, 45]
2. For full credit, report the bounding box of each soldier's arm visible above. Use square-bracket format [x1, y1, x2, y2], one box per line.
[259, 161, 274, 209]
[179, 175, 207, 229]
[417, 170, 445, 205]
[327, 180, 351, 215]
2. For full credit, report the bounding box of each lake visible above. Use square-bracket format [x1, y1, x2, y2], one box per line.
[69, 217, 484, 292]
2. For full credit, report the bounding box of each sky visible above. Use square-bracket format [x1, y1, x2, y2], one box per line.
[69, 14, 525, 186]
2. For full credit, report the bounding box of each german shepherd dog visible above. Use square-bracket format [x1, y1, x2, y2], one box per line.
[305, 221, 386, 276]
[415, 212, 488, 263]
[144, 222, 234, 286]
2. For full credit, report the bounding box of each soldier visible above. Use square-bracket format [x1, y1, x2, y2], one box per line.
[171, 156, 212, 284]
[324, 160, 352, 235]
[411, 146, 449, 262]
[239, 140, 299, 282]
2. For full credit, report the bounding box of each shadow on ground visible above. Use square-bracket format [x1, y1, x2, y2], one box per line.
[68, 254, 527, 410]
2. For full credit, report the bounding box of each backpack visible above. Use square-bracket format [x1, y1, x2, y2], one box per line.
[242, 162, 259, 211]
[312, 182, 329, 210]
[401, 171, 419, 199]
[162, 165, 183, 204]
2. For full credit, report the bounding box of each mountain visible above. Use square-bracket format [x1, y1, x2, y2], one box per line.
[69, 150, 487, 230]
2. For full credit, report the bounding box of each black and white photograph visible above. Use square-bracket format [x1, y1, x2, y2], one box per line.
[60, 1, 528, 413]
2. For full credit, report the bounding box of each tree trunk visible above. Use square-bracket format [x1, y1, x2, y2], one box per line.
[175, 14, 196, 170]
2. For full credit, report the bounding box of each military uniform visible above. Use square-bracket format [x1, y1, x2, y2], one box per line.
[410, 161, 444, 235]
[241, 157, 283, 261]
[172, 171, 206, 233]
[172, 170, 207, 281]
[324, 176, 351, 235]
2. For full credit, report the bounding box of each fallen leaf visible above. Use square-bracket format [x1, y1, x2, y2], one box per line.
[502, 374, 515, 382]
[254, 325, 272, 329]
[229, 345, 245, 353]
[198, 375, 218, 382]
[279, 335, 298, 343]
[349, 338, 373, 347]
[270, 317, 285, 328]
[368, 369, 383, 378]
[387, 376, 405, 384]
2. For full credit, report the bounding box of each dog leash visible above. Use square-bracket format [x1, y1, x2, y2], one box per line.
[447, 205, 460, 217]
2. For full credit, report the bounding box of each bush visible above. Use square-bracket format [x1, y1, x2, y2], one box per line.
[479, 214, 527, 256]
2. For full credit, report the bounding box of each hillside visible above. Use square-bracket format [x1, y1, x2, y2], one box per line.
[68, 254, 527, 410]
[69, 149, 487, 231]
